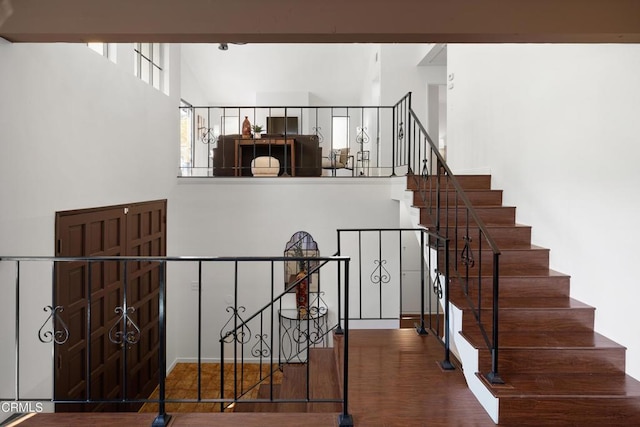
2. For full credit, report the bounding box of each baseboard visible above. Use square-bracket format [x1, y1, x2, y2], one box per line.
[347, 319, 399, 329]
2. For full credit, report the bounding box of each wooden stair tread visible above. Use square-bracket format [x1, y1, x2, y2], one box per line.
[412, 189, 504, 207]
[406, 174, 492, 190]
[443, 222, 532, 229]
[276, 348, 341, 413]
[277, 364, 307, 412]
[449, 277, 570, 300]
[452, 296, 592, 310]
[422, 223, 533, 242]
[233, 384, 281, 413]
[461, 330, 624, 349]
[456, 298, 595, 333]
[309, 347, 342, 412]
[482, 373, 640, 397]
[451, 268, 571, 280]
[443, 243, 549, 252]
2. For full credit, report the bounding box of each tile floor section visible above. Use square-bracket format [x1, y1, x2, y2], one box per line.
[139, 362, 282, 413]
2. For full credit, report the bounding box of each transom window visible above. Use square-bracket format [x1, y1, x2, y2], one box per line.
[134, 43, 164, 91]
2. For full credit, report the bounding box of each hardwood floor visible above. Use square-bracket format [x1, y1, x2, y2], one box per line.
[137, 362, 283, 414]
[18, 329, 496, 426]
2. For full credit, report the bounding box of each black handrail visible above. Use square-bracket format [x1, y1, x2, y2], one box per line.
[223, 253, 342, 338]
[217, 253, 351, 423]
[406, 108, 500, 253]
[395, 93, 503, 384]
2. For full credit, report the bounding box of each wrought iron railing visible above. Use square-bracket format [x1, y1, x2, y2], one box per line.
[219, 255, 350, 421]
[0, 255, 351, 426]
[395, 92, 504, 384]
[179, 104, 403, 178]
[336, 228, 454, 370]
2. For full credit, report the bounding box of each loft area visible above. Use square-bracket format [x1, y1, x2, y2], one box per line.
[180, 99, 417, 178]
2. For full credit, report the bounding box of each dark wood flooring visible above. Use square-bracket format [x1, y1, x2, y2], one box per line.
[18, 329, 497, 426]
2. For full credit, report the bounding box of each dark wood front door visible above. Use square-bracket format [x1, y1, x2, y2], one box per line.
[54, 200, 166, 411]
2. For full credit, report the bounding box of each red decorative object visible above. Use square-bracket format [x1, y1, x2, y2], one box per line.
[242, 116, 251, 139]
[295, 270, 308, 318]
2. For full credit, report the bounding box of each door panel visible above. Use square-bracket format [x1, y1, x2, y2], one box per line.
[125, 201, 165, 402]
[54, 200, 166, 412]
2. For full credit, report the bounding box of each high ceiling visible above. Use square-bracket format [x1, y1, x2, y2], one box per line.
[1, 0, 639, 43]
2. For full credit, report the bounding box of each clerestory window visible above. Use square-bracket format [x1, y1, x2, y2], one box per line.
[134, 43, 164, 92]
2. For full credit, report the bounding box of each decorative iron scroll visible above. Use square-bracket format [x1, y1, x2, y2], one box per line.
[312, 126, 324, 143]
[421, 159, 429, 179]
[461, 236, 475, 268]
[433, 269, 444, 300]
[292, 314, 327, 346]
[108, 306, 141, 347]
[398, 121, 404, 141]
[370, 259, 391, 285]
[220, 306, 251, 344]
[251, 333, 271, 358]
[280, 291, 329, 363]
[199, 127, 218, 145]
[38, 305, 70, 345]
[308, 292, 328, 317]
[356, 126, 370, 144]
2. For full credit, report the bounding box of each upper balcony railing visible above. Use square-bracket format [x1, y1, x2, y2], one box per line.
[178, 103, 410, 178]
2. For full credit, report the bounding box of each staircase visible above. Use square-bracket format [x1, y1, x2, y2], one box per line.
[234, 344, 342, 414]
[408, 174, 640, 425]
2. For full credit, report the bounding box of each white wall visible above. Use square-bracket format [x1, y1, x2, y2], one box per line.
[181, 44, 373, 106]
[0, 43, 180, 255]
[0, 42, 181, 417]
[447, 44, 640, 379]
[376, 44, 446, 176]
[379, 44, 446, 122]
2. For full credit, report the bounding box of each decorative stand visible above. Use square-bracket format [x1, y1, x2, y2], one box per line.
[279, 300, 328, 364]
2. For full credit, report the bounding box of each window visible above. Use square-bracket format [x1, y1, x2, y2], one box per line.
[332, 116, 349, 149]
[87, 43, 116, 63]
[180, 100, 193, 173]
[87, 42, 107, 56]
[134, 43, 164, 91]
